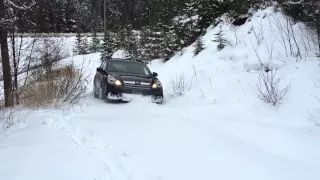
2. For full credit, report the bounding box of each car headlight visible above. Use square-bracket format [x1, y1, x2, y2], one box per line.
[108, 75, 122, 86]
[152, 80, 162, 89]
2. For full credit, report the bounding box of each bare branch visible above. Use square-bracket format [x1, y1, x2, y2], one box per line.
[255, 69, 291, 106]
[5, 0, 36, 10]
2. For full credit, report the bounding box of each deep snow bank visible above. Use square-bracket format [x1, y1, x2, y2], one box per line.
[149, 6, 320, 127]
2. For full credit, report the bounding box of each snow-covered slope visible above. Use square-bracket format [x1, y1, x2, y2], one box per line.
[149, 6, 320, 127]
[1, 7, 320, 180]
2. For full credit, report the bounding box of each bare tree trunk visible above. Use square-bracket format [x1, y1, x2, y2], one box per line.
[316, 16, 320, 56]
[0, 0, 14, 107]
[10, 31, 21, 105]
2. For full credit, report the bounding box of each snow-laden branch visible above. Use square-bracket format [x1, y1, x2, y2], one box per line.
[283, 0, 320, 6]
[283, 0, 304, 5]
[5, 0, 36, 10]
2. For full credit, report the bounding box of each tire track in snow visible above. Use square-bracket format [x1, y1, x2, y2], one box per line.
[39, 109, 150, 180]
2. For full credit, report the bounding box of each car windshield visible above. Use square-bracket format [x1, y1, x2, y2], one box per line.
[107, 60, 152, 76]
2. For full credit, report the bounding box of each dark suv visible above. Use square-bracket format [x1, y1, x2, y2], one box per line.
[93, 58, 163, 103]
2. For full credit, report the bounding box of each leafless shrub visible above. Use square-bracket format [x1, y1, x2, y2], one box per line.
[307, 85, 320, 127]
[188, 66, 198, 90]
[287, 18, 301, 59]
[230, 26, 240, 46]
[15, 37, 90, 108]
[251, 19, 265, 46]
[238, 79, 247, 96]
[34, 38, 69, 72]
[250, 38, 268, 71]
[55, 61, 91, 105]
[208, 78, 218, 104]
[15, 37, 70, 101]
[277, 53, 287, 64]
[307, 109, 320, 127]
[226, 26, 240, 47]
[199, 90, 206, 99]
[298, 24, 319, 58]
[256, 69, 291, 106]
[19, 61, 90, 108]
[268, 14, 304, 59]
[0, 108, 27, 131]
[9, 33, 39, 105]
[267, 15, 289, 57]
[262, 38, 276, 60]
[170, 73, 186, 96]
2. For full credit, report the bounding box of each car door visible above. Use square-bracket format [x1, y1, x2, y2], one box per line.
[95, 61, 107, 88]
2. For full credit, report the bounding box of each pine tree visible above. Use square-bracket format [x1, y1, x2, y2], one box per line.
[73, 33, 89, 55]
[89, 32, 101, 53]
[213, 26, 227, 51]
[193, 37, 205, 56]
[171, 1, 203, 52]
[185, 0, 222, 33]
[140, 25, 165, 62]
[73, 33, 82, 55]
[100, 31, 118, 60]
[161, 24, 179, 62]
[80, 36, 90, 54]
[124, 25, 139, 59]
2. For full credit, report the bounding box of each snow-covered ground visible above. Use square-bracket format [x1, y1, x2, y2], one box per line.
[1, 7, 320, 180]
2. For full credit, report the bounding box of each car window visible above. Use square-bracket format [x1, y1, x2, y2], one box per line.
[100, 61, 106, 69]
[102, 61, 108, 71]
[108, 61, 151, 76]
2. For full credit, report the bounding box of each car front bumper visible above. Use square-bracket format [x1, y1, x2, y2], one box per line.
[106, 83, 163, 100]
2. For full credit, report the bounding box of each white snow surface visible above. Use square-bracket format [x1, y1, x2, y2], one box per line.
[1, 7, 320, 180]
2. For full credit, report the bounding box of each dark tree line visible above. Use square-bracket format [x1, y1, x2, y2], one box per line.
[12, 0, 189, 33]
[96, 0, 270, 61]
[13, 0, 272, 34]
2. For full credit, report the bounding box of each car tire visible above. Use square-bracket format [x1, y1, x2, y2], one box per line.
[152, 95, 163, 104]
[93, 84, 98, 99]
[98, 84, 104, 100]
[93, 77, 99, 99]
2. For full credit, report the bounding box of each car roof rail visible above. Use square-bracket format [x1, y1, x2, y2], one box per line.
[133, 59, 144, 63]
[102, 57, 145, 64]
[127, 57, 144, 63]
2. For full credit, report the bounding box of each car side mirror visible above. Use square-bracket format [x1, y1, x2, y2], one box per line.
[152, 72, 158, 77]
[97, 67, 106, 74]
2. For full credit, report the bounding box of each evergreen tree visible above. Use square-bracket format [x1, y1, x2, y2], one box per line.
[213, 26, 227, 51]
[170, 0, 208, 53]
[73, 33, 82, 55]
[139, 25, 165, 62]
[80, 36, 90, 54]
[11, 0, 269, 34]
[184, 0, 222, 33]
[100, 31, 118, 60]
[161, 24, 180, 62]
[73, 33, 89, 55]
[193, 37, 205, 56]
[89, 32, 101, 53]
[124, 25, 139, 59]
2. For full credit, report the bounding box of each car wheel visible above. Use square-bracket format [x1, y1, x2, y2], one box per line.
[152, 96, 163, 104]
[98, 85, 103, 100]
[93, 83, 99, 99]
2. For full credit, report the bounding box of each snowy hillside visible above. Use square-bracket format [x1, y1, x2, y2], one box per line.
[1, 7, 320, 180]
[149, 7, 320, 127]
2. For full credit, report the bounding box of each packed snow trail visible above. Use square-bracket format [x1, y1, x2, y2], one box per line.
[67, 95, 320, 180]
